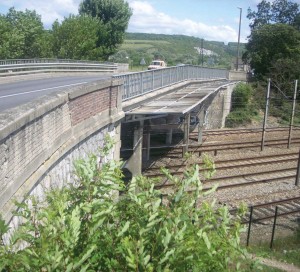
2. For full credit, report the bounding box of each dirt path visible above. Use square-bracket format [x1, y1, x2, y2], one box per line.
[257, 257, 300, 272]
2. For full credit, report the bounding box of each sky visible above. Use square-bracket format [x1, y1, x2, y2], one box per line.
[1, 0, 300, 44]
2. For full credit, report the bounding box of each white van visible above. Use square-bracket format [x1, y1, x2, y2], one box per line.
[147, 60, 167, 70]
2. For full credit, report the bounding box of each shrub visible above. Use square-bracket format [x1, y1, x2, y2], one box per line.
[226, 83, 258, 127]
[225, 110, 253, 128]
[231, 83, 253, 111]
[0, 144, 251, 271]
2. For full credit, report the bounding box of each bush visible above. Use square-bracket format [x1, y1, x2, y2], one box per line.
[0, 143, 251, 271]
[226, 83, 259, 127]
[225, 110, 253, 128]
[231, 83, 253, 111]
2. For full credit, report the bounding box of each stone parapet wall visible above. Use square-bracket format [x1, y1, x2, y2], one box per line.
[229, 71, 248, 81]
[0, 79, 124, 221]
[202, 83, 237, 129]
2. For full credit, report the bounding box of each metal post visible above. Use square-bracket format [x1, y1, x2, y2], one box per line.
[152, 70, 154, 90]
[288, 80, 298, 148]
[295, 148, 300, 186]
[246, 206, 253, 247]
[140, 72, 144, 95]
[261, 78, 271, 151]
[236, 7, 242, 71]
[270, 206, 279, 249]
[201, 39, 204, 67]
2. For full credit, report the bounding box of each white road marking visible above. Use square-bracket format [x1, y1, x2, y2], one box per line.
[0, 82, 88, 99]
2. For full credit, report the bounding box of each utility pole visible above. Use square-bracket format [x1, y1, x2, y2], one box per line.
[201, 39, 204, 66]
[288, 80, 298, 148]
[236, 7, 242, 71]
[261, 78, 271, 151]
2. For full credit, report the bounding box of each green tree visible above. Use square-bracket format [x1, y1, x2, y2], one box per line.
[247, 0, 300, 29]
[36, 30, 54, 58]
[243, 24, 300, 77]
[0, 15, 11, 59]
[0, 139, 252, 271]
[2, 7, 46, 58]
[79, 0, 132, 59]
[52, 14, 104, 60]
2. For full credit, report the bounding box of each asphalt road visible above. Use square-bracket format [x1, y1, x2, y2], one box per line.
[0, 74, 111, 112]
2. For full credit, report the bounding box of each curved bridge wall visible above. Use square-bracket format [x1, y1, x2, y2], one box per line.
[0, 79, 124, 221]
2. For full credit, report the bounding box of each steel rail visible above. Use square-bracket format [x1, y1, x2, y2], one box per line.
[146, 138, 300, 157]
[189, 126, 300, 136]
[156, 166, 297, 190]
[143, 152, 299, 175]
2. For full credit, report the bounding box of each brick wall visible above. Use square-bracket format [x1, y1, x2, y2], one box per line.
[69, 87, 113, 126]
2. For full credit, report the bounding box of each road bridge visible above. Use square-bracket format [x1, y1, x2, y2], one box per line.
[0, 65, 240, 222]
[120, 79, 235, 176]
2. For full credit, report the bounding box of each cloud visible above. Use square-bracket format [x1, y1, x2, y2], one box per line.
[2, 0, 245, 42]
[128, 1, 239, 43]
[1, 0, 81, 27]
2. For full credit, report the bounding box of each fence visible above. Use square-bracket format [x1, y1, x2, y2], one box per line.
[0, 58, 123, 75]
[113, 65, 229, 101]
[242, 198, 300, 248]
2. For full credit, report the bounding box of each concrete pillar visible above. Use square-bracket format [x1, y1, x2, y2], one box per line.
[183, 113, 190, 154]
[142, 120, 151, 162]
[166, 128, 173, 145]
[197, 110, 205, 144]
[125, 121, 144, 176]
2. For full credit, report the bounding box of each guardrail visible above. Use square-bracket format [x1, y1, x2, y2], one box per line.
[113, 65, 229, 101]
[0, 58, 124, 76]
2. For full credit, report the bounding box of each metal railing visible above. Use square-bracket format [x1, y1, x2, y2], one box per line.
[113, 65, 229, 101]
[0, 58, 119, 75]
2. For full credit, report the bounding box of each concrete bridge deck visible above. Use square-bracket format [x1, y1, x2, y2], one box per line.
[126, 80, 229, 115]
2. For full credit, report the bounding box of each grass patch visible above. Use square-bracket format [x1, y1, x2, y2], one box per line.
[121, 43, 155, 50]
[247, 231, 300, 268]
[124, 39, 171, 45]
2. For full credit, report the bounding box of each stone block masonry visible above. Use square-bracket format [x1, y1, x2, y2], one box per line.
[0, 79, 124, 222]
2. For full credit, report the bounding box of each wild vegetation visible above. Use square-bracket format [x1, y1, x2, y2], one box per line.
[225, 83, 259, 128]
[0, 137, 254, 271]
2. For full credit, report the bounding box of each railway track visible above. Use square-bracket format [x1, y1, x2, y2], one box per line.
[144, 151, 299, 176]
[190, 126, 300, 138]
[138, 127, 300, 242]
[146, 148, 298, 196]
[148, 137, 300, 158]
[157, 166, 296, 194]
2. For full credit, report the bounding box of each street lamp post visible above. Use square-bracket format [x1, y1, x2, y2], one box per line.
[236, 7, 242, 71]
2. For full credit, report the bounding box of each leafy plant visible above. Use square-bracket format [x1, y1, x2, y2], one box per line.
[226, 83, 258, 128]
[0, 138, 252, 271]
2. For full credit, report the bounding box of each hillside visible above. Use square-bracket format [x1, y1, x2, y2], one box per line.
[110, 33, 246, 69]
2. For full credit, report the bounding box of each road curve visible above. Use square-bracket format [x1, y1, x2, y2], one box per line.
[0, 74, 111, 112]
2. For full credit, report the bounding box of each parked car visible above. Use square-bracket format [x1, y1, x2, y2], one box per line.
[147, 60, 167, 70]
